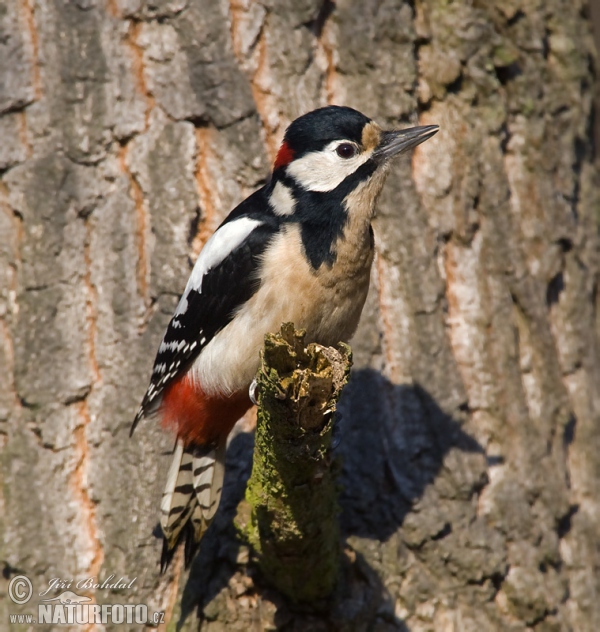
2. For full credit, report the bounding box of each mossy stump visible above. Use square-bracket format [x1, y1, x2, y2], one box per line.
[242, 323, 352, 603]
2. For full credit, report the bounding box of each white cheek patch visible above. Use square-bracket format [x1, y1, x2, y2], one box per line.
[269, 181, 296, 216]
[175, 216, 262, 315]
[286, 140, 373, 192]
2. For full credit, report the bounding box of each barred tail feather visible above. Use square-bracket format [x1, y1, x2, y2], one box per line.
[195, 444, 227, 527]
[160, 441, 195, 549]
[160, 439, 227, 571]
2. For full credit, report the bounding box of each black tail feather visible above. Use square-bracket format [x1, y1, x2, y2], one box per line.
[160, 536, 176, 574]
[160, 518, 201, 573]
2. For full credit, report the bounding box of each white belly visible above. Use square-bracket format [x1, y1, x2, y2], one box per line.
[191, 225, 373, 396]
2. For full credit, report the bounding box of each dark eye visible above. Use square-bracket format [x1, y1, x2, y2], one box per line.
[336, 143, 357, 159]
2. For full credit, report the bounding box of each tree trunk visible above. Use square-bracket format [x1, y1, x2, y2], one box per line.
[1, 0, 598, 631]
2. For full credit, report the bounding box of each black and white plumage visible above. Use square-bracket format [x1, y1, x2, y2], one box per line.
[132, 106, 438, 569]
[131, 213, 276, 425]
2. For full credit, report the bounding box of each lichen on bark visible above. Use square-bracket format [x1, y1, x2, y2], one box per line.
[240, 323, 352, 603]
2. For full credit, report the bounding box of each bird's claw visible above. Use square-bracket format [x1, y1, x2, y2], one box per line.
[249, 379, 259, 405]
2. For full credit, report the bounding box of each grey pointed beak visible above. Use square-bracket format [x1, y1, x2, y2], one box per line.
[373, 125, 439, 164]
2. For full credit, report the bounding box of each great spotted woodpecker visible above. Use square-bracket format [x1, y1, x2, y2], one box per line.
[132, 106, 438, 569]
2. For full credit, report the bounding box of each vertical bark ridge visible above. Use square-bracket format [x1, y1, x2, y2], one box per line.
[118, 19, 155, 314]
[123, 19, 155, 129]
[228, 2, 281, 159]
[119, 143, 152, 314]
[0, 182, 23, 428]
[16, 112, 32, 159]
[375, 253, 414, 385]
[310, 0, 338, 104]
[20, 0, 42, 100]
[72, 402, 105, 581]
[191, 127, 223, 260]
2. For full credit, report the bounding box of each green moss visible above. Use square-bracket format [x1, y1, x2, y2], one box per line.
[522, 97, 536, 117]
[242, 323, 351, 602]
[492, 42, 519, 68]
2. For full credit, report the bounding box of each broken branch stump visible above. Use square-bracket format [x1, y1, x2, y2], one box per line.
[241, 322, 352, 603]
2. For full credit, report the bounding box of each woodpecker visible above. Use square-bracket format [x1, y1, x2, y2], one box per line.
[132, 106, 438, 569]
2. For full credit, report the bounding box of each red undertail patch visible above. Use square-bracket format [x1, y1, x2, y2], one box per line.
[161, 375, 252, 446]
[274, 141, 294, 170]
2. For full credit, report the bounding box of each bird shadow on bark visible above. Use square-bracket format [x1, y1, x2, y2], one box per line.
[337, 369, 483, 542]
[177, 368, 483, 630]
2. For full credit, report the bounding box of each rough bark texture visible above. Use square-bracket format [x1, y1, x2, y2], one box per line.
[0, 0, 598, 631]
[240, 324, 351, 604]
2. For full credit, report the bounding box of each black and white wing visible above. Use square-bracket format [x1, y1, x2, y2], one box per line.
[132, 208, 277, 432]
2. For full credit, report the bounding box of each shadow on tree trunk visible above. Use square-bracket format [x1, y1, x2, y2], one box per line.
[338, 370, 484, 542]
[176, 369, 484, 630]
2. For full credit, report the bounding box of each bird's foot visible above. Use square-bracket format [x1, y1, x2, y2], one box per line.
[249, 379, 259, 405]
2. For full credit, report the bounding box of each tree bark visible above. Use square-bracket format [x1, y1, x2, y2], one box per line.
[1, 1, 598, 631]
[240, 323, 350, 604]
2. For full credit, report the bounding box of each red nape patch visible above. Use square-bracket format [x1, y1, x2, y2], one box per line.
[273, 141, 294, 170]
[160, 375, 252, 446]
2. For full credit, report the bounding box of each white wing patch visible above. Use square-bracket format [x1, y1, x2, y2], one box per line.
[286, 140, 373, 193]
[175, 217, 263, 316]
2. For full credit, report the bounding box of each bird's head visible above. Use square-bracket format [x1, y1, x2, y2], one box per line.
[270, 106, 438, 213]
